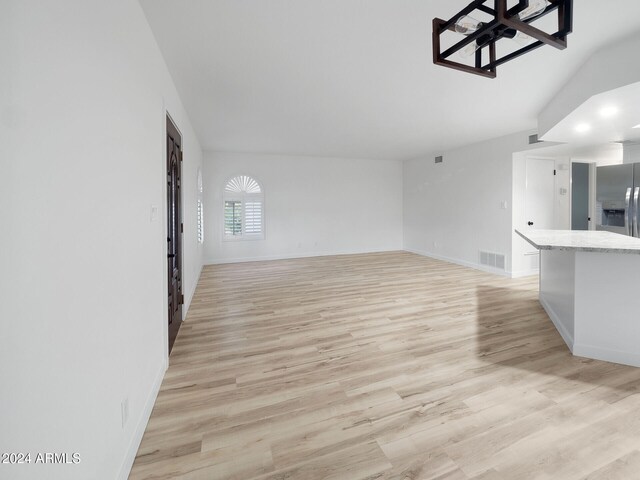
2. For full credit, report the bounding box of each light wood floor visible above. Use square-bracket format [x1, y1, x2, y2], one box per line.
[130, 251, 640, 480]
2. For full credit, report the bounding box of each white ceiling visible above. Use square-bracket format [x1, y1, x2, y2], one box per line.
[541, 81, 640, 146]
[140, 0, 640, 160]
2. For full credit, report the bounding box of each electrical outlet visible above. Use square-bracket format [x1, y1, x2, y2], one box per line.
[150, 205, 158, 222]
[121, 398, 129, 428]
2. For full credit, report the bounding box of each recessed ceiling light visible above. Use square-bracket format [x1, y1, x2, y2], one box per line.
[633, 124, 640, 129]
[599, 106, 619, 118]
[575, 123, 591, 133]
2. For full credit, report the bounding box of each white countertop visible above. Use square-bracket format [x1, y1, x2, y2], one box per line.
[515, 229, 640, 254]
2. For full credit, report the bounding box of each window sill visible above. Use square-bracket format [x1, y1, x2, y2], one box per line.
[223, 235, 265, 242]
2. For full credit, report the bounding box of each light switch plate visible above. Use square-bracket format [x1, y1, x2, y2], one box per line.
[121, 398, 129, 428]
[150, 205, 158, 222]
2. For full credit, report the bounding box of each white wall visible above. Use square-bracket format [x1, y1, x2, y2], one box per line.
[623, 143, 640, 164]
[403, 131, 547, 277]
[204, 152, 403, 263]
[572, 143, 623, 167]
[1, 2, 203, 480]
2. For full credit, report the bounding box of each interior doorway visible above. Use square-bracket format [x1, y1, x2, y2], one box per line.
[517, 156, 556, 272]
[524, 157, 556, 232]
[571, 162, 590, 230]
[166, 115, 183, 354]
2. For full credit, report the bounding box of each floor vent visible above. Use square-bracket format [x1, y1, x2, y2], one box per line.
[480, 251, 506, 270]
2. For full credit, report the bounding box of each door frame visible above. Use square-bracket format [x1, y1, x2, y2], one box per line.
[166, 113, 184, 356]
[586, 163, 597, 231]
[520, 155, 557, 274]
[569, 161, 592, 231]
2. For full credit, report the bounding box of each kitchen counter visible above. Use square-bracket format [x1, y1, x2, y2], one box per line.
[517, 228, 640, 368]
[516, 229, 640, 254]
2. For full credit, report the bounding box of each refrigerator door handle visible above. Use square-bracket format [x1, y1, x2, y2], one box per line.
[626, 187, 633, 236]
[634, 187, 640, 237]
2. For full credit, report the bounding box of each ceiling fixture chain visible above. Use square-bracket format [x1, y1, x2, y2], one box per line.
[432, 0, 573, 78]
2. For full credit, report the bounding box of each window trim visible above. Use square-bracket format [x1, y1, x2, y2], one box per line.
[222, 175, 265, 241]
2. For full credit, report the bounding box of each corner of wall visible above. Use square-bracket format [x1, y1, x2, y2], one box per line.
[117, 361, 166, 480]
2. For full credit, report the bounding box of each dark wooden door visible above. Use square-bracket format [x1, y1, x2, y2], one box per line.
[167, 116, 183, 354]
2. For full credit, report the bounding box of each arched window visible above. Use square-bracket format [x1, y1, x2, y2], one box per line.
[223, 175, 264, 240]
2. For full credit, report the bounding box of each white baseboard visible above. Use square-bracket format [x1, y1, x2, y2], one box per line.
[116, 264, 204, 478]
[117, 361, 166, 480]
[209, 248, 535, 280]
[403, 248, 510, 277]
[206, 248, 401, 265]
[539, 294, 574, 352]
[184, 262, 204, 316]
[540, 296, 640, 367]
[572, 343, 640, 368]
[510, 268, 539, 278]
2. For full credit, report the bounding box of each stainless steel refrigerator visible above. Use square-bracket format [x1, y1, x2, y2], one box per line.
[596, 163, 640, 237]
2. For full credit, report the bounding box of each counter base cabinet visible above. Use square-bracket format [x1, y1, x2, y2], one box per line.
[539, 249, 640, 367]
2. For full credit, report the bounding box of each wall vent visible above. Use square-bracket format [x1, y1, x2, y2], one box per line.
[435, 155, 443, 164]
[528, 134, 542, 144]
[479, 251, 506, 270]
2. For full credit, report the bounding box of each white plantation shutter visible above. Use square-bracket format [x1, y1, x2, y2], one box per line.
[197, 168, 204, 244]
[225, 175, 261, 194]
[222, 176, 264, 240]
[224, 200, 242, 236]
[244, 201, 263, 235]
[197, 199, 204, 243]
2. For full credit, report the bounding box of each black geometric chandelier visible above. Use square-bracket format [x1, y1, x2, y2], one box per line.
[433, 0, 573, 78]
